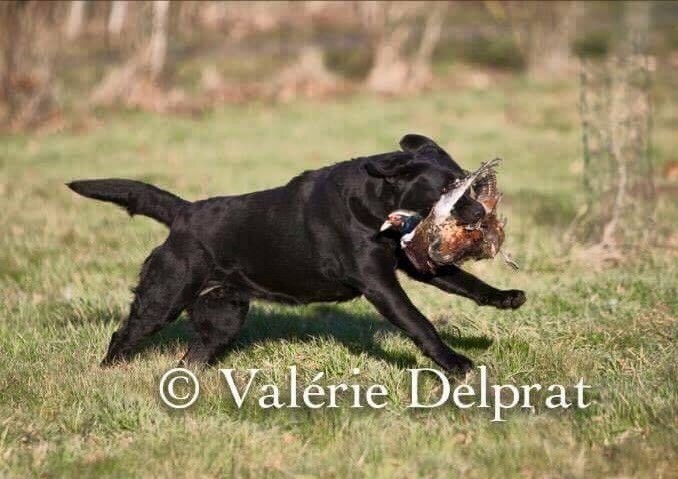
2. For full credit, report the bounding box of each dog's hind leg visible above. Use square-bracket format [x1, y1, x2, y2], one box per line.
[181, 289, 249, 366]
[101, 235, 208, 366]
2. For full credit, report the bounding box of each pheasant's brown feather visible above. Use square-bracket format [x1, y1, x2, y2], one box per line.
[400, 160, 507, 274]
[474, 169, 500, 213]
[404, 225, 437, 273]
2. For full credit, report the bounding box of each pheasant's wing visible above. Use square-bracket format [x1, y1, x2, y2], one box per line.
[432, 158, 501, 224]
[474, 168, 502, 214]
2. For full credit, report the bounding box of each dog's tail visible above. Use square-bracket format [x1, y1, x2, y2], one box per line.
[67, 179, 190, 227]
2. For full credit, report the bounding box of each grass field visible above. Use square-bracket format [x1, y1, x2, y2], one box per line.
[1, 78, 676, 478]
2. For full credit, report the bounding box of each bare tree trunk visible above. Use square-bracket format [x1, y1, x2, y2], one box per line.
[365, 23, 412, 94]
[362, 1, 412, 95]
[0, 2, 61, 131]
[108, 0, 127, 38]
[601, 2, 654, 246]
[176, 1, 201, 34]
[531, 1, 575, 78]
[363, 1, 444, 95]
[1, 1, 20, 122]
[66, 0, 86, 40]
[201, 1, 227, 30]
[571, 2, 654, 261]
[149, 0, 169, 79]
[505, 1, 575, 78]
[92, 0, 188, 113]
[408, 3, 445, 90]
[272, 44, 342, 102]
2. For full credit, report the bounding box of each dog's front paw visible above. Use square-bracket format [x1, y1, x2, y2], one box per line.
[440, 352, 474, 375]
[100, 353, 124, 367]
[483, 289, 526, 310]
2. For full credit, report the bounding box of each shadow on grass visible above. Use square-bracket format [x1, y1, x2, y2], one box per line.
[144, 304, 493, 369]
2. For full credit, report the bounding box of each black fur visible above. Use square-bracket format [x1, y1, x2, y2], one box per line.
[69, 135, 525, 373]
[67, 179, 189, 227]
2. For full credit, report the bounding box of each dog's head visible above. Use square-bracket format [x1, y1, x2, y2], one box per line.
[363, 134, 469, 214]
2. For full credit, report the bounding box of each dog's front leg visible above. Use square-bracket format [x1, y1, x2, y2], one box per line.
[400, 259, 526, 310]
[358, 260, 474, 374]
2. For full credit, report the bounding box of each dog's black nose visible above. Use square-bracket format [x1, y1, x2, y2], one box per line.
[454, 196, 486, 224]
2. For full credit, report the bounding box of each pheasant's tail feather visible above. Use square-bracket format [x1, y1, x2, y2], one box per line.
[475, 174, 500, 213]
[477, 157, 502, 175]
[500, 250, 520, 270]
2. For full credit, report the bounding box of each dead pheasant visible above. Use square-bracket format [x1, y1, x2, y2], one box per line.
[380, 158, 518, 274]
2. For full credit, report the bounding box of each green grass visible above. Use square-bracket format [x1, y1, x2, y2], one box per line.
[1, 78, 676, 478]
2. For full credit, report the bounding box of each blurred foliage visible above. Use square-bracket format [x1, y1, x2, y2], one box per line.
[325, 45, 374, 80]
[1, 1, 677, 129]
[665, 23, 678, 49]
[434, 32, 525, 71]
[460, 35, 525, 71]
[573, 32, 613, 59]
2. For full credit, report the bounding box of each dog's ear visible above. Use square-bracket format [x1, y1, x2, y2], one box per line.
[364, 151, 424, 179]
[399, 133, 466, 176]
[399, 134, 440, 152]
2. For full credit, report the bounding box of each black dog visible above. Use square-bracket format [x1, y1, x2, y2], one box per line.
[68, 134, 525, 373]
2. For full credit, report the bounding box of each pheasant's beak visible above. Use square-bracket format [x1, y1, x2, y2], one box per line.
[380, 220, 394, 232]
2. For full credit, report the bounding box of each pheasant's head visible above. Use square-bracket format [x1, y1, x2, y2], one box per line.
[380, 210, 422, 235]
